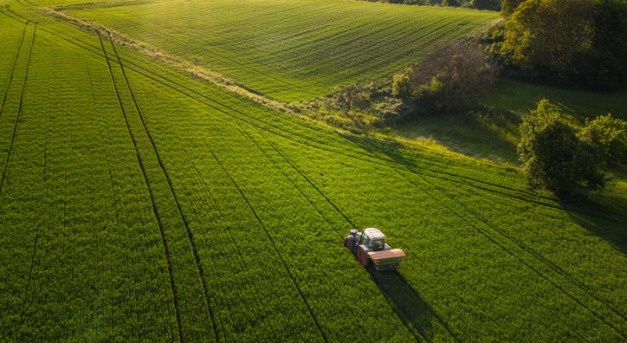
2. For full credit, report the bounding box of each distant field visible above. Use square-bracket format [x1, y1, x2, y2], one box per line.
[64, 0, 498, 101]
[486, 79, 627, 120]
[0, 0, 626, 342]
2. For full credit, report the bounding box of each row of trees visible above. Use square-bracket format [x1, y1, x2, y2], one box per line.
[378, 0, 502, 10]
[500, 0, 627, 90]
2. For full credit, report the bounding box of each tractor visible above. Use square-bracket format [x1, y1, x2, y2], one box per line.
[344, 228, 405, 271]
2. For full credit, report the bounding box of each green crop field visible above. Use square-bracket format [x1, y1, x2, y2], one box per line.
[61, 0, 498, 102]
[0, 0, 625, 342]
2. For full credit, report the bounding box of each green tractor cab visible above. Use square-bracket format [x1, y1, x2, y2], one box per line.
[344, 228, 405, 271]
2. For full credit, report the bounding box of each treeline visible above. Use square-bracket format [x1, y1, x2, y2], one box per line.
[373, 0, 502, 11]
[488, 0, 627, 91]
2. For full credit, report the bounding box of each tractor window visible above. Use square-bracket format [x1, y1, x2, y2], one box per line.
[362, 235, 370, 246]
[371, 239, 384, 251]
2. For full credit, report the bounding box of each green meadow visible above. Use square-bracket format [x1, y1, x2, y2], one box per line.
[0, 0, 625, 341]
[64, 0, 498, 101]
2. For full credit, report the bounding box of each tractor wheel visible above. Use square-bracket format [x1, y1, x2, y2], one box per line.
[343, 236, 355, 251]
[357, 247, 371, 268]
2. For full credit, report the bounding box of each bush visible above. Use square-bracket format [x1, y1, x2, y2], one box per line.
[578, 114, 627, 167]
[517, 100, 625, 195]
[413, 40, 498, 113]
[501, 0, 523, 16]
[391, 72, 414, 99]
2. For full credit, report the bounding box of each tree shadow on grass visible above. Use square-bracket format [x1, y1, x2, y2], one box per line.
[561, 192, 627, 255]
[336, 131, 418, 168]
[366, 268, 457, 342]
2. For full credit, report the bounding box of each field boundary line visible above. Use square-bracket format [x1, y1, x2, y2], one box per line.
[205, 144, 329, 343]
[107, 58, 582, 221]
[98, 31, 183, 343]
[48, 28, 548, 212]
[108, 35, 220, 343]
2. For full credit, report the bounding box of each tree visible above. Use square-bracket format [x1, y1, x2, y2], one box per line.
[579, 114, 627, 167]
[502, 0, 595, 84]
[501, 0, 627, 90]
[414, 40, 497, 112]
[588, 0, 627, 90]
[518, 100, 611, 194]
[442, 0, 462, 7]
[468, 0, 501, 10]
[501, 0, 524, 16]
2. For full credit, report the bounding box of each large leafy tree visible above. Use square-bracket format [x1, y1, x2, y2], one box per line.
[579, 114, 627, 167]
[502, 0, 627, 90]
[501, 0, 524, 16]
[588, 0, 627, 90]
[518, 100, 609, 194]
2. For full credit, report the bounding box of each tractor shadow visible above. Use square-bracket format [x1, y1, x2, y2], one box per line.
[367, 268, 457, 342]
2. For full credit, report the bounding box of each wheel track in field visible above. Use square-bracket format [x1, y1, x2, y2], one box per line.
[98, 32, 183, 343]
[240, 128, 456, 343]
[0, 23, 35, 195]
[204, 143, 329, 343]
[0, 21, 36, 304]
[173, 128, 298, 341]
[237, 127, 373, 342]
[108, 35, 220, 343]
[0, 19, 28, 121]
[393, 168, 627, 339]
